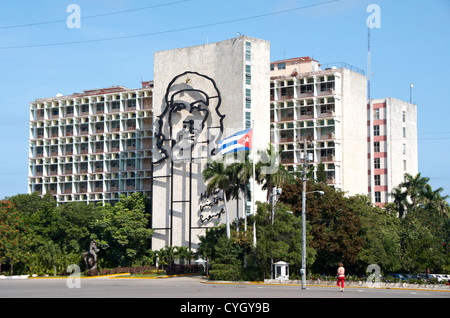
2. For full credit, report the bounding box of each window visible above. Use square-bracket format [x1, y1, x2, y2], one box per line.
[270, 64, 274, 71]
[375, 192, 381, 202]
[300, 84, 314, 94]
[373, 108, 380, 120]
[403, 143, 406, 154]
[403, 160, 407, 171]
[374, 125, 380, 136]
[374, 158, 380, 169]
[402, 111, 406, 122]
[320, 81, 335, 92]
[246, 112, 251, 129]
[403, 127, 406, 138]
[374, 175, 381, 186]
[246, 89, 251, 109]
[245, 41, 251, 62]
[374, 141, 380, 152]
[127, 99, 136, 109]
[277, 63, 286, 70]
[111, 101, 120, 110]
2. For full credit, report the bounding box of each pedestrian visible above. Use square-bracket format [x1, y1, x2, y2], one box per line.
[337, 262, 345, 292]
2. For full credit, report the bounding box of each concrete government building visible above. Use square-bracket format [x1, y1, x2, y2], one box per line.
[28, 36, 417, 250]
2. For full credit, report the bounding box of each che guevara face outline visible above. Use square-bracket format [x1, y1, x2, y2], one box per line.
[154, 71, 225, 165]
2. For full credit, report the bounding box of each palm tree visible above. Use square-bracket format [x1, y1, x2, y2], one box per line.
[400, 173, 430, 212]
[422, 184, 449, 217]
[390, 187, 408, 218]
[256, 144, 294, 201]
[226, 151, 253, 232]
[391, 173, 449, 218]
[203, 161, 232, 239]
[157, 246, 176, 270]
[175, 246, 194, 265]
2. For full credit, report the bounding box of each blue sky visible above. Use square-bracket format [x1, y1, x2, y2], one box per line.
[0, 0, 449, 200]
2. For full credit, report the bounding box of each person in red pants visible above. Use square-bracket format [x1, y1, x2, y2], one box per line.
[337, 262, 345, 292]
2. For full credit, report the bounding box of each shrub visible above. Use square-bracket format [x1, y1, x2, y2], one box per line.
[166, 264, 199, 275]
[98, 266, 157, 276]
[209, 264, 243, 281]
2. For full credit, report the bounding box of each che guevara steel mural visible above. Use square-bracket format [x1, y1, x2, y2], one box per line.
[153, 71, 226, 246]
[153, 71, 225, 165]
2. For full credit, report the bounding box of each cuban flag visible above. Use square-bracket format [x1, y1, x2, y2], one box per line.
[218, 128, 253, 155]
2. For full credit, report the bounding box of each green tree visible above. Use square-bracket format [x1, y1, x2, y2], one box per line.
[34, 240, 63, 276]
[55, 202, 98, 253]
[398, 216, 443, 273]
[175, 246, 194, 265]
[93, 193, 153, 268]
[280, 180, 364, 274]
[0, 200, 33, 275]
[256, 144, 294, 201]
[254, 202, 315, 279]
[157, 246, 177, 269]
[7, 192, 58, 241]
[225, 152, 253, 231]
[352, 196, 402, 274]
[198, 225, 227, 261]
[203, 161, 233, 239]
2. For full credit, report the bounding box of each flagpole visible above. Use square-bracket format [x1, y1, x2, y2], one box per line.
[252, 120, 256, 248]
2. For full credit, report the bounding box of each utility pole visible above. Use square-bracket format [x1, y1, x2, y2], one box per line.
[301, 138, 309, 290]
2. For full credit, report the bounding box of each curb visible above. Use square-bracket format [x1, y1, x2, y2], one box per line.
[25, 273, 200, 280]
[110, 273, 199, 279]
[201, 280, 450, 292]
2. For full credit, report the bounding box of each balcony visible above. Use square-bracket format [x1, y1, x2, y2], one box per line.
[318, 133, 335, 140]
[320, 155, 335, 162]
[281, 158, 294, 164]
[280, 136, 294, 143]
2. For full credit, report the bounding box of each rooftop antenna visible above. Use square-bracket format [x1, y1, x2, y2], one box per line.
[367, 27, 371, 100]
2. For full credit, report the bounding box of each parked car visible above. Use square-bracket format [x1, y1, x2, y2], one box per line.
[418, 274, 431, 282]
[434, 274, 450, 283]
[387, 273, 406, 281]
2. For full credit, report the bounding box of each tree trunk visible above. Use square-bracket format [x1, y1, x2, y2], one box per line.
[224, 190, 230, 239]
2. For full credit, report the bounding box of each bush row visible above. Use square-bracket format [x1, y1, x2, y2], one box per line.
[165, 264, 200, 275]
[96, 266, 158, 276]
[208, 264, 262, 281]
[81, 265, 200, 277]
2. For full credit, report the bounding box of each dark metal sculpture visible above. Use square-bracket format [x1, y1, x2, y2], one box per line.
[82, 240, 99, 271]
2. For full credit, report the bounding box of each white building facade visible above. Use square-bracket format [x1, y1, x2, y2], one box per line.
[367, 97, 418, 206]
[270, 58, 368, 196]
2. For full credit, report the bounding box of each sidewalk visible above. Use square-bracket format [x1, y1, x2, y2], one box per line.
[261, 278, 450, 291]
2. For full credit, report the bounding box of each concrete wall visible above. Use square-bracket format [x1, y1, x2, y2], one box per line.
[340, 69, 368, 196]
[386, 97, 418, 192]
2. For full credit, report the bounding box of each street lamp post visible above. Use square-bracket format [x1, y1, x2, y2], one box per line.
[299, 138, 324, 290]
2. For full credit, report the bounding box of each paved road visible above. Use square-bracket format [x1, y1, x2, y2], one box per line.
[1, 275, 449, 298]
[0, 276, 447, 314]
